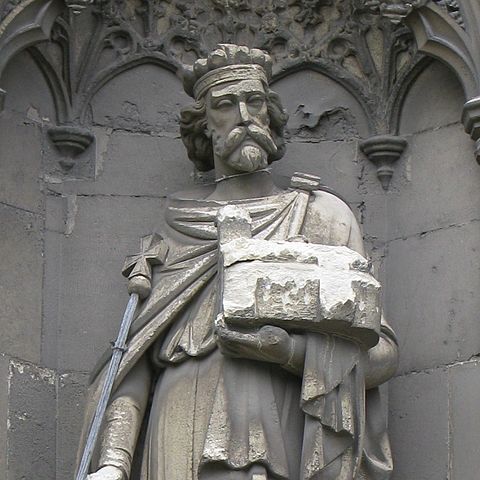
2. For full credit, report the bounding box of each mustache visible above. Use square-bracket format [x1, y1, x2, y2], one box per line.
[215, 124, 277, 159]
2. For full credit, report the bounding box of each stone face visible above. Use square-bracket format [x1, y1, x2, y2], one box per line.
[389, 369, 449, 480]
[0, 204, 43, 363]
[386, 221, 480, 374]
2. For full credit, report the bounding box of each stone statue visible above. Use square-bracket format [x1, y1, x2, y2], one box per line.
[80, 44, 398, 480]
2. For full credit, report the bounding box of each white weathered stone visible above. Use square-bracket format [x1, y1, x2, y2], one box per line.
[217, 205, 252, 244]
[220, 238, 381, 347]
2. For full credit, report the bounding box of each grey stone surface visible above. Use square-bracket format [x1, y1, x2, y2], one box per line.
[275, 140, 363, 204]
[386, 220, 480, 374]
[272, 69, 370, 139]
[2, 50, 56, 122]
[55, 195, 167, 372]
[0, 112, 44, 213]
[449, 360, 480, 480]
[0, 6, 479, 479]
[48, 132, 194, 197]
[57, 372, 90, 479]
[386, 123, 480, 240]
[41, 229, 63, 369]
[0, 354, 9, 480]
[42, 122, 97, 181]
[389, 368, 449, 480]
[399, 60, 465, 135]
[0, 204, 43, 363]
[7, 360, 56, 480]
[90, 64, 190, 134]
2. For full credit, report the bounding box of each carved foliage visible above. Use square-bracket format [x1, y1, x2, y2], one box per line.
[15, 0, 428, 138]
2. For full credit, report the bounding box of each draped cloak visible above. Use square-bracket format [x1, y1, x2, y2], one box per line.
[79, 184, 395, 480]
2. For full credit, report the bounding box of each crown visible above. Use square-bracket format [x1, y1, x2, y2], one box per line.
[183, 44, 273, 99]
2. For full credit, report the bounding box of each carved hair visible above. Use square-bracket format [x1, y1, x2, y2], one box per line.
[180, 90, 288, 172]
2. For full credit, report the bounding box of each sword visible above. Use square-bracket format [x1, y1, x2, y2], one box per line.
[76, 233, 167, 480]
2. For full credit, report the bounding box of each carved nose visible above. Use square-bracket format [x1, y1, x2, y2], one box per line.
[238, 101, 251, 125]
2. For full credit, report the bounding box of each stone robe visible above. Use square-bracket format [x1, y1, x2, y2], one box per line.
[79, 181, 396, 480]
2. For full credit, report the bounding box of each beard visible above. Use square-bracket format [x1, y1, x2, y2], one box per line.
[226, 143, 268, 172]
[213, 124, 277, 173]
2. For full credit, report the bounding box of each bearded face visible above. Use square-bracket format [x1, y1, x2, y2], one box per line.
[205, 79, 277, 174]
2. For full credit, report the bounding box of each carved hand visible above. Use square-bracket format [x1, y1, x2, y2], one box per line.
[87, 466, 125, 480]
[214, 314, 294, 365]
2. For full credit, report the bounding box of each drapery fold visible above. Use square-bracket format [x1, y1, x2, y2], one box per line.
[77, 186, 394, 480]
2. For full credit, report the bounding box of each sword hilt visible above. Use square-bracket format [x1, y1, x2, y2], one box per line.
[122, 233, 168, 299]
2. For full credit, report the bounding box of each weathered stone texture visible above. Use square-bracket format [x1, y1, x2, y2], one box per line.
[56, 372, 90, 479]
[276, 140, 363, 204]
[49, 132, 193, 197]
[2, 50, 56, 122]
[272, 69, 369, 140]
[389, 368, 449, 480]
[386, 220, 480, 374]
[7, 360, 56, 480]
[91, 64, 190, 135]
[399, 60, 465, 135]
[54, 195, 167, 372]
[0, 354, 9, 480]
[449, 360, 480, 480]
[0, 112, 44, 213]
[0, 204, 43, 363]
[386, 124, 480, 240]
[0, 8, 478, 478]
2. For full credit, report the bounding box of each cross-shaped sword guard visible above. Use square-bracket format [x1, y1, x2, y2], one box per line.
[122, 233, 168, 299]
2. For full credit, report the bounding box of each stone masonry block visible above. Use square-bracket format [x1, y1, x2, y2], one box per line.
[389, 368, 449, 480]
[449, 360, 480, 480]
[55, 195, 168, 372]
[56, 372, 90, 479]
[386, 124, 480, 240]
[0, 112, 44, 213]
[0, 204, 43, 363]
[91, 63, 190, 134]
[386, 221, 480, 374]
[399, 60, 464, 135]
[272, 69, 369, 139]
[0, 354, 9, 480]
[7, 360, 56, 480]
[56, 132, 194, 197]
[2, 50, 56, 121]
[274, 140, 363, 204]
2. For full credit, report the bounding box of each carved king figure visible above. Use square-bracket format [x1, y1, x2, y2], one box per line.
[81, 44, 398, 480]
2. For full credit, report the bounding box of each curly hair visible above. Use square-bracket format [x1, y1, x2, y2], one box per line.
[179, 90, 289, 172]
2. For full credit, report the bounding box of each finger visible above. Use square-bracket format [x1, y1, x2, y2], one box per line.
[215, 315, 260, 346]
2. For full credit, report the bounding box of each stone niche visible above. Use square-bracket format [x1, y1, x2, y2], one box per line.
[1, 0, 480, 479]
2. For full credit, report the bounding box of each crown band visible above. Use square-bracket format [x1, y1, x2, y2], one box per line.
[193, 64, 268, 99]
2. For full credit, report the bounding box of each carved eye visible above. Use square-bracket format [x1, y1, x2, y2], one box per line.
[213, 98, 234, 109]
[247, 94, 265, 108]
